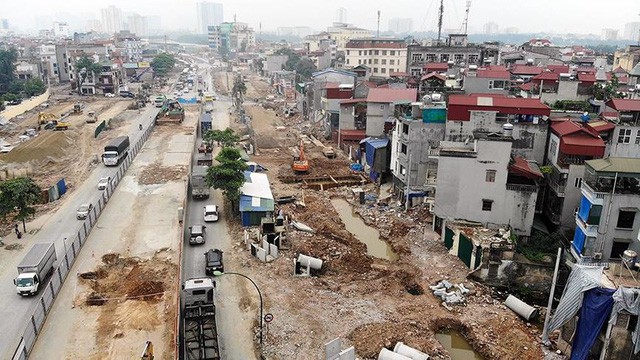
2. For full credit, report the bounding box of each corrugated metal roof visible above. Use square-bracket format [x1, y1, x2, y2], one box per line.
[239, 195, 274, 212]
[240, 171, 273, 200]
[586, 157, 640, 174]
[367, 88, 417, 104]
[360, 137, 389, 149]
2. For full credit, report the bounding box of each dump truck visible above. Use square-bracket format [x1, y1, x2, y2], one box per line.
[14, 243, 57, 296]
[86, 111, 98, 123]
[102, 136, 130, 166]
[183, 278, 220, 360]
[72, 103, 83, 114]
[197, 153, 213, 166]
[154, 95, 166, 108]
[190, 166, 210, 199]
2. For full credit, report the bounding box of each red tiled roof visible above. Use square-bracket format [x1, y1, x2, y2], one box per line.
[577, 73, 596, 82]
[613, 66, 628, 74]
[322, 82, 341, 89]
[509, 156, 543, 179]
[423, 63, 449, 71]
[511, 65, 543, 75]
[607, 99, 640, 112]
[547, 65, 569, 74]
[447, 94, 550, 121]
[560, 135, 605, 157]
[421, 72, 446, 82]
[340, 98, 367, 105]
[367, 88, 417, 103]
[576, 66, 596, 74]
[476, 69, 510, 79]
[532, 71, 559, 81]
[389, 72, 409, 77]
[339, 129, 367, 141]
[551, 120, 584, 136]
[519, 82, 534, 91]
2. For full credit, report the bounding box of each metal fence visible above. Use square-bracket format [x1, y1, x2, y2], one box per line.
[11, 123, 155, 360]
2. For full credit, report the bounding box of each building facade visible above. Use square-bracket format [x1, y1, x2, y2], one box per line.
[344, 39, 407, 78]
[101, 6, 123, 34]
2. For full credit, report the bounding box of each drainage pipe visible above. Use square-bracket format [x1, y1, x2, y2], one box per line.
[393, 342, 430, 360]
[505, 294, 538, 321]
[378, 348, 413, 360]
[297, 254, 323, 270]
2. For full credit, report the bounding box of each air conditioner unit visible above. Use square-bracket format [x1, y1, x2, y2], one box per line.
[593, 252, 603, 260]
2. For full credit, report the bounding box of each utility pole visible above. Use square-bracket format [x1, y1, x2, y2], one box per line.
[437, 0, 444, 44]
[377, 10, 381, 38]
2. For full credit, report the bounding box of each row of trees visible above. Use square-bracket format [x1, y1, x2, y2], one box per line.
[0, 49, 46, 111]
[203, 129, 246, 210]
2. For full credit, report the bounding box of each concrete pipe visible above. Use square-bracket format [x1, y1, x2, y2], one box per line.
[297, 254, 323, 270]
[378, 348, 413, 360]
[393, 342, 430, 360]
[504, 294, 538, 321]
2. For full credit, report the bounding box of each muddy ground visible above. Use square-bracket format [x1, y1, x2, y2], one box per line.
[220, 70, 549, 359]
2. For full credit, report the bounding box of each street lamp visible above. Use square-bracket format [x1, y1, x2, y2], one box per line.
[212, 271, 264, 346]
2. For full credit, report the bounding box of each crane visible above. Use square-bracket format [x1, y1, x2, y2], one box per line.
[461, 1, 471, 34]
[292, 139, 310, 174]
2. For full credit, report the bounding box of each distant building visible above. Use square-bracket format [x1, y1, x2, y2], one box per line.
[147, 16, 162, 35]
[101, 5, 123, 34]
[208, 22, 255, 51]
[344, 38, 407, 78]
[53, 22, 70, 38]
[86, 19, 103, 33]
[1, 19, 9, 30]
[326, 23, 372, 50]
[336, 7, 347, 23]
[197, 2, 223, 35]
[276, 26, 314, 38]
[601, 28, 618, 41]
[388, 18, 413, 34]
[623, 22, 640, 41]
[504, 27, 518, 34]
[483, 22, 499, 35]
[126, 13, 148, 37]
[407, 34, 490, 78]
[613, 45, 640, 74]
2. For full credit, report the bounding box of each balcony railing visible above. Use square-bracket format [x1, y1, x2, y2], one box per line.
[506, 183, 537, 192]
[576, 215, 599, 237]
[548, 179, 566, 197]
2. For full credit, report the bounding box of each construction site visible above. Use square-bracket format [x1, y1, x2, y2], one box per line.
[214, 70, 560, 360]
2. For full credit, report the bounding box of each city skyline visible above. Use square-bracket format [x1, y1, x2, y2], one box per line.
[0, 0, 639, 38]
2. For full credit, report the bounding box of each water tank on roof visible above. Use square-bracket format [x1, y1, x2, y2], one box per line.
[503, 123, 514, 137]
[526, 58, 534, 64]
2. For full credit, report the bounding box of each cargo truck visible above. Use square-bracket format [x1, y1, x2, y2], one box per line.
[190, 166, 210, 199]
[200, 113, 212, 135]
[102, 136, 130, 166]
[182, 278, 220, 360]
[154, 95, 166, 108]
[14, 243, 57, 296]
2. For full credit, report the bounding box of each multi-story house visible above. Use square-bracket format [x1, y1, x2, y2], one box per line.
[463, 65, 511, 95]
[544, 120, 608, 229]
[572, 157, 640, 262]
[308, 69, 357, 136]
[344, 39, 407, 79]
[605, 99, 640, 157]
[116, 32, 142, 62]
[434, 129, 543, 236]
[39, 44, 60, 83]
[390, 98, 446, 202]
[325, 23, 372, 50]
[208, 22, 255, 51]
[406, 34, 491, 78]
[445, 94, 552, 164]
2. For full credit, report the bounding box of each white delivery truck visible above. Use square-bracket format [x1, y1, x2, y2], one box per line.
[14, 243, 57, 296]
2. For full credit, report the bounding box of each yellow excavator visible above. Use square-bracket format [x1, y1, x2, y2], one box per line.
[38, 112, 59, 124]
[38, 112, 71, 131]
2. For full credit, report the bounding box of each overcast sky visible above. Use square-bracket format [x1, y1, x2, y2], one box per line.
[1, 0, 640, 35]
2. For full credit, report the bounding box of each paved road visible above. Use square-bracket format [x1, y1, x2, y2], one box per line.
[180, 65, 258, 359]
[0, 105, 159, 358]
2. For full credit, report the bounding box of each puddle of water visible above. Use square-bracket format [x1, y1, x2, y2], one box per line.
[330, 198, 398, 261]
[435, 331, 484, 360]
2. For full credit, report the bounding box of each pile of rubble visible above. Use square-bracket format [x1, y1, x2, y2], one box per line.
[430, 280, 471, 310]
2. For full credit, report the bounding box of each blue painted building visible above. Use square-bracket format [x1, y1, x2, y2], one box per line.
[239, 171, 274, 226]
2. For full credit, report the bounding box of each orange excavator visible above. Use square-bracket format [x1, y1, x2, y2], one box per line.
[292, 139, 310, 174]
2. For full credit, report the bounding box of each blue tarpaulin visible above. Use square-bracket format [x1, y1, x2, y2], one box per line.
[570, 288, 615, 360]
[572, 228, 586, 254]
[56, 178, 67, 197]
[578, 195, 590, 223]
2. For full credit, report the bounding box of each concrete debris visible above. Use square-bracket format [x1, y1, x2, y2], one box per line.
[291, 221, 314, 233]
[431, 280, 469, 305]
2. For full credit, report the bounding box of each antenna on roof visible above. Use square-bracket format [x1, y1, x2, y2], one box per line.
[462, 1, 471, 34]
[437, 0, 444, 44]
[377, 10, 381, 38]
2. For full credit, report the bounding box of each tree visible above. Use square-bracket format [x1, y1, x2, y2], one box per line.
[231, 74, 247, 108]
[75, 56, 102, 94]
[151, 53, 176, 77]
[592, 74, 624, 101]
[206, 147, 246, 211]
[0, 177, 42, 232]
[0, 48, 18, 94]
[23, 78, 46, 97]
[294, 58, 317, 80]
[203, 128, 240, 147]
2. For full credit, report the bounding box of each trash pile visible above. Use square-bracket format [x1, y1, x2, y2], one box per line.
[429, 280, 470, 310]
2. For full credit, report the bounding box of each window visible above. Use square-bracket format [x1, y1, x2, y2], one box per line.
[400, 165, 406, 175]
[374, 50, 379, 55]
[369, 50, 373, 55]
[574, 177, 583, 188]
[368, 59, 372, 64]
[440, 54, 450, 62]
[390, 50, 396, 55]
[402, 124, 409, 134]
[550, 139, 558, 156]
[358, 50, 362, 56]
[381, 68, 386, 73]
[488, 80, 506, 89]
[382, 50, 387, 55]
[401, 144, 407, 154]
[374, 67, 378, 73]
[611, 240, 631, 259]
[381, 59, 386, 65]
[618, 128, 631, 144]
[346, 59, 350, 65]
[411, 54, 423, 62]
[374, 59, 378, 65]
[390, 59, 395, 65]
[358, 59, 362, 64]
[617, 210, 636, 229]
[636, 130, 640, 145]
[482, 199, 493, 211]
[485, 170, 496, 182]
[346, 50, 350, 55]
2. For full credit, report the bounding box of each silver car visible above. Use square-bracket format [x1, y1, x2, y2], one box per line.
[76, 203, 93, 220]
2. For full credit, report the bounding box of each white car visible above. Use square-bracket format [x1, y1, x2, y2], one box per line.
[98, 177, 111, 190]
[203, 205, 219, 222]
[0, 144, 14, 153]
[105, 93, 115, 98]
[76, 203, 93, 220]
